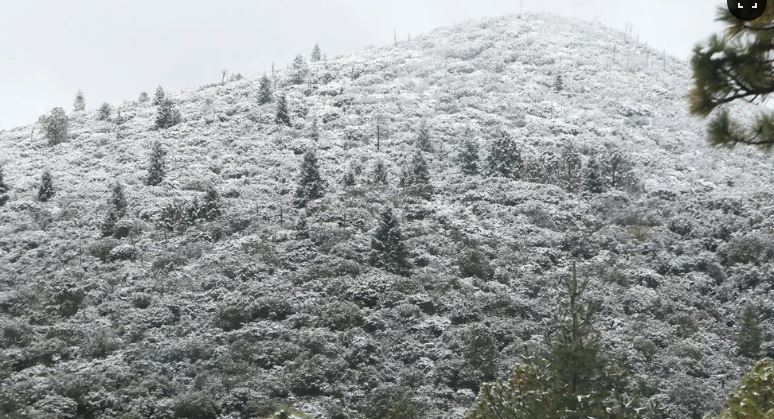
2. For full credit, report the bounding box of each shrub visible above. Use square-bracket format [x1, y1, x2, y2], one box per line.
[109, 244, 138, 262]
[39, 107, 68, 145]
[458, 248, 494, 280]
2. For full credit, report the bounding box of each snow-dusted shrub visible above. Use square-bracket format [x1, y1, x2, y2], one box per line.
[39, 107, 69, 145]
[358, 384, 422, 419]
[173, 391, 218, 419]
[316, 301, 364, 331]
[108, 244, 138, 262]
[457, 247, 494, 280]
[723, 233, 774, 266]
[47, 281, 84, 317]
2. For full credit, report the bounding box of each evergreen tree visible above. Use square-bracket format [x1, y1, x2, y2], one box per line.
[0, 165, 9, 207]
[158, 201, 183, 233]
[602, 149, 636, 190]
[460, 138, 479, 175]
[737, 304, 763, 359]
[369, 207, 411, 276]
[690, 8, 774, 149]
[97, 103, 111, 121]
[487, 130, 522, 179]
[155, 99, 181, 129]
[138, 91, 149, 104]
[311, 43, 322, 62]
[554, 74, 564, 92]
[109, 182, 128, 219]
[342, 171, 356, 188]
[38, 170, 55, 202]
[310, 118, 320, 141]
[185, 197, 203, 225]
[415, 120, 433, 152]
[560, 142, 583, 192]
[201, 185, 222, 221]
[276, 93, 291, 126]
[713, 358, 774, 419]
[153, 86, 166, 105]
[146, 141, 167, 186]
[372, 159, 389, 186]
[101, 209, 119, 238]
[293, 149, 324, 208]
[290, 54, 309, 84]
[400, 150, 432, 198]
[258, 74, 273, 105]
[583, 154, 605, 193]
[39, 107, 69, 145]
[73, 90, 86, 112]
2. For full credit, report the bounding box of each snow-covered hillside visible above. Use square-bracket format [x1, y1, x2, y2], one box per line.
[0, 13, 772, 419]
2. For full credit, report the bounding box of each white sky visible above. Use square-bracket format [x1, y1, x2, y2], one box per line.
[0, 0, 725, 129]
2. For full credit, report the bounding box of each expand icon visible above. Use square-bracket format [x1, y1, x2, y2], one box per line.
[728, 0, 768, 21]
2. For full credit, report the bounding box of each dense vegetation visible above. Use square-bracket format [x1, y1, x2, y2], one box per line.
[0, 14, 772, 418]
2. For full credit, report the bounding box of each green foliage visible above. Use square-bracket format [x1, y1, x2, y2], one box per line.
[293, 149, 324, 208]
[714, 358, 774, 418]
[37, 170, 55, 202]
[73, 90, 86, 112]
[690, 8, 774, 149]
[146, 141, 167, 186]
[259, 75, 273, 105]
[460, 138, 480, 175]
[400, 150, 433, 198]
[39, 107, 69, 145]
[276, 93, 291, 126]
[369, 207, 411, 276]
[737, 305, 763, 359]
[487, 130, 522, 179]
[153, 86, 165, 106]
[155, 98, 181, 129]
[97, 102, 111, 121]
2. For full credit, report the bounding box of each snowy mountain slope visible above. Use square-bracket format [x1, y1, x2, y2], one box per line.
[0, 13, 772, 419]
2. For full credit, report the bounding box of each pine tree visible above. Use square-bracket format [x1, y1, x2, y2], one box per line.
[110, 182, 128, 219]
[487, 130, 522, 179]
[602, 149, 636, 190]
[690, 8, 774, 149]
[153, 86, 166, 105]
[0, 165, 9, 207]
[276, 93, 291, 126]
[415, 120, 433, 151]
[101, 209, 119, 238]
[373, 159, 389, 186]
[293, 149, 324, 208]
[155, 99, 181, 129]
[138, 91, 149, 104]
[400, 150, 432, 198]
[342, 171, 356, 188]
[73, 90, 86, 112]
[39, 107, 69, 145]
[146, 141, 167, 186]
[460, 138, 479, 175]
[369, 207, 411, 276]
[97, 103, 111, 121]
[310, 118, 320, 141]
[38, 170, 55, 202]
[290, 54, 309, 84]
[201, 185, 222, 221]
[560, 142, 583, 192]
[553, 74, 564, 92]
[583, 154, 605, 193]
[258, 74, 273, 105]
[737, 304, 763, 359]
[311, 43, 322, 62]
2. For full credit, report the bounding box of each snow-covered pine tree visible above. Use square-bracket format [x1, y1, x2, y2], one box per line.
[372, 159, 389, 186]
[310, 118, 320, 141]
[416, 120, 433, 152]
[73, 90, 86, 112]
[101, 210, 119, 238]
[487, 130, 522, 179]
[39, 107, 69, 146]
[0, 165, 9, 206]
[369, 207, 411, 276]
[138, 91, 149, 104]
[290, 54, 309, 84]
[293, 149, 324, 208]
[97, 103, 111, 121]
[460, 138, 479, 175]
[38, 170, 55, 202]
[583, 154, 605, 193]
[100, 183, 128, 237]
[602, 149, 636, 191]
[560, 142, 583, 192]
[342, 171, 356, 188]
[146, 141, 167, 186]
[554, 74, 564, 92]
[258, 74, 273, 105]
[200, 186, 222, 221]
[311, 43, 322, 62]
[276, 93, 291, 126]
[737, 304, 762, 358]
[400, 149, 432, 198]
[153, 86, 166, 105]
[155, 99, 181, 129]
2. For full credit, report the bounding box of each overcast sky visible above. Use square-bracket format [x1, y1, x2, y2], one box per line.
[0, 0, 725, 129]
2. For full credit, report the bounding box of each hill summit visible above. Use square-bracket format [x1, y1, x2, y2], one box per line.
[0, 13, 772, 418]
